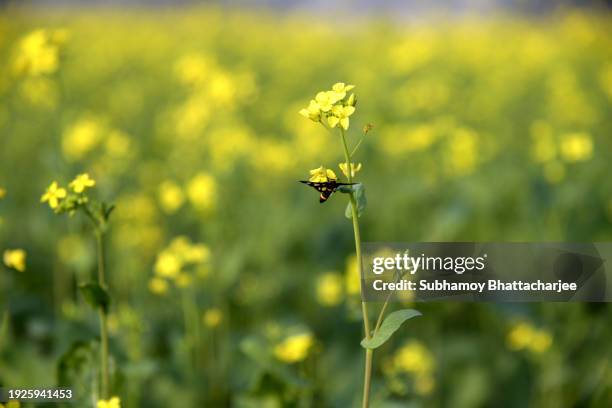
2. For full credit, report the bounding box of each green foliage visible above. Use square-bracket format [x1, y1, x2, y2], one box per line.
[57, 340, 97, 406]
[340, 183, 367, 218]
[361, 309, 422, 349]
[79, 282, 110, 312]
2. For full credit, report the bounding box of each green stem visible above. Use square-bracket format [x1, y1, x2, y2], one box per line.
[374, 296, 391, 334]
[95, 231, 110, 399]
[340, 128, 372, 408]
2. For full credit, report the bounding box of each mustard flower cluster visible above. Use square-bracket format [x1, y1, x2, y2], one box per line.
[507, 321, 553, 354]
[149, 236, 211, 295]
[383, 340, 436, 396]
[3, 249, 27, 273]
[41, 173, 96, 214]
[97, 396, 121, 408]
[13, 28, 69, 77]
[299, 82, 357, 130]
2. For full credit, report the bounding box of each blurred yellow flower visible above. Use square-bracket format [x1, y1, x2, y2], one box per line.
[530, 331, 553, 353]
[154, 251, 182, 278]
[70, 173, 96, 193]
[13, 29, 60, 76]
[175, 53, 213, 86]
[560, 132, 593, 162]
[3, 249, 27, 272]
[97, 396, 120, 408]
[446, 128, 478, 176]
[393, 340, 435, 375]
[62, 119, 102, 161]
[274, 333, 314, 363]
[203, 308, 223, 328]
[316, 272, 344, 307]
[0, 401, 21, 408]
[148, 277, 168, 295]
[187, 173, 217, 211]
[158, 181, 185, 214]
[339, 162, 362, 178]
[299, 100, 321, 122]
[328, 105, 355, 130]
[308, 166, 337, 183]
[41, 181, 67, 209]
[507, 321, 552, 354]
[0, 187, 6, 199]
[169, 236, 211, 264]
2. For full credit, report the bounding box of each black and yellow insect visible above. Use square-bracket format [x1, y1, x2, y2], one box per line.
[299, 180, 355, 203]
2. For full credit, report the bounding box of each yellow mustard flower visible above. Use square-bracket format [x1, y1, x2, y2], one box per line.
[274, 333, 314, 363]
[299, 100, 321, 122]
[97, 396, 121, 408]
[308, 166, 337, 183]
[0, 401, 21, 408]
[203, 308, 223, 328]
[328, 105, 356, 130]
[393, 340, 435, 375]
[154, 250, 182, 278]
[187, 173, 217, 211]
[3, 249, 26, 272]
[331, 82, 355, 100]
[41, 181, 67, 209]
[62, 118, 102, 161]
[184, 243, 211, 264]
[14, 29, 59, 76]
[148, 277, 168, 295]
[169, 236, 211, 264]
[339, 162, 362, 178]
[507, 321, 552, 354]
[316, 272, 344, 307]
[69, 173, 96, 193]
[158, 181, 185, 214]
[507, 322, 534, 350]
[315, 91, 337, 112]
[0, 187, 6, 199]
[530, 331, 553, 353]
[560, 132, 593, 162]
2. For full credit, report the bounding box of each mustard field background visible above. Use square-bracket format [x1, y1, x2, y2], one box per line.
[1, 6, 611, 407]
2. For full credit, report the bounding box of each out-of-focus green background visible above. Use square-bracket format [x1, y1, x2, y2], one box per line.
[0, 3, 611, 407]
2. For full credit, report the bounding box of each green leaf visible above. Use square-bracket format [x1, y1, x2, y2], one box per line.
[361, 309, 422, 349]
[341, 183, 366, 219]
[79, 282, 110, 312]
[57, 340, 96, 406]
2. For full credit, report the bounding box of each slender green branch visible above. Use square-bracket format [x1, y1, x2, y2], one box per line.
[340, 128, 372, 408]
[95, 231, 110, 399]
[350, 137, 365, 158]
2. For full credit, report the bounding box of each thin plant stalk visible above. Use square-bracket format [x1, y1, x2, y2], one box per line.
[340, 128, 373, 408]
[95, 231, 110, 399]
[181, 289, 201, 377]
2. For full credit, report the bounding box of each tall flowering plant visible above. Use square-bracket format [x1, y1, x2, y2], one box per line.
[41, 174, 120, 407]
[299, 83, 421, 408]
